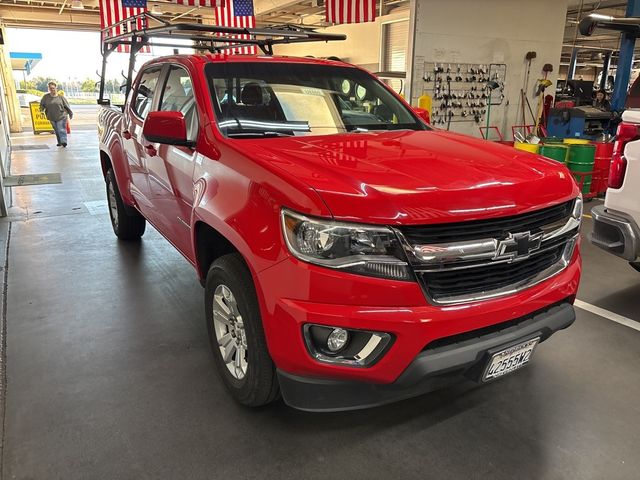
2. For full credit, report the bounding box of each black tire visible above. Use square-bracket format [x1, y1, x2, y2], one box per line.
[105, 168, 146, 240]
[205, 253, 279, 407]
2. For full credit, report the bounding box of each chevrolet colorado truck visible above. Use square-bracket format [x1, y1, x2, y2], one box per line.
[590, 111, 640, 272]
[97, 53, 582, 412]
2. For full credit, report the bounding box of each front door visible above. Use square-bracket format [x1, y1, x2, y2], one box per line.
[145, 64, 199, 259]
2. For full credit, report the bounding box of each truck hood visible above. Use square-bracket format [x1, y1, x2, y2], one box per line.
[246, 129, 578, 224]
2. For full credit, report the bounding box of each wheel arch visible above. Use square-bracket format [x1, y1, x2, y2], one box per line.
[100, 149, 112, 179]
[193, 221, 245, 283]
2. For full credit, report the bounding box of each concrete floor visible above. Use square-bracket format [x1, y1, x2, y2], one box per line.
[1, 130, 639, 480]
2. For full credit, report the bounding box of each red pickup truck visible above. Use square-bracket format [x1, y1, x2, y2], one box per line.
[97, 52, 582, 411]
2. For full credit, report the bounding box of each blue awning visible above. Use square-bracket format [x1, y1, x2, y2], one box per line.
[10, 52, 43, 75]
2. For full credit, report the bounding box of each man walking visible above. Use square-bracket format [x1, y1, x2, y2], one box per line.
[40, 81, 73, 147]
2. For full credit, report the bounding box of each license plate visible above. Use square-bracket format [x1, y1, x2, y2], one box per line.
[482, 337, 540, 382]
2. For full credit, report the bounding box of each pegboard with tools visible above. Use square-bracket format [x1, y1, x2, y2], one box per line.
[421, 62, 507, 127]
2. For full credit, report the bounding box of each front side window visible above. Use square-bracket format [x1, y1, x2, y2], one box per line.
[159, 65, 198, 141]
[133, 66, 162, 119]
[206, 62, 425, 138]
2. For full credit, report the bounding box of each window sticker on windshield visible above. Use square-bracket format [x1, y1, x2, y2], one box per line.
[301, 87, 323, 96]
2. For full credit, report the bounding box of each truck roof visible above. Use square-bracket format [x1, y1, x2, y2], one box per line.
[144, 53, 354, 68]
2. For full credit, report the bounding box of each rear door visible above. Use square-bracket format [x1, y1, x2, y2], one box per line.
[145, 64, 200, 259]
[123, 65, 164, 216]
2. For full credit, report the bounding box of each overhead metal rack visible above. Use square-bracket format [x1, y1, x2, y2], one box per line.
[98, 13, 346, 103]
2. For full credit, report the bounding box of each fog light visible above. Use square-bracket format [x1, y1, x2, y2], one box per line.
[327, 328, 349, 352]
[303, 324, 393, 367]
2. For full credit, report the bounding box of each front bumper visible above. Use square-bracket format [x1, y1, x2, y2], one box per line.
[590, 205, 640, 261]
[256, 246, 581, 382]
[277, 302, 575, 411]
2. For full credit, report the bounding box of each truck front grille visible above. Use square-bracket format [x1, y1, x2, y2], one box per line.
[396, 199, 579, 305]
[417, 244, 564, 300]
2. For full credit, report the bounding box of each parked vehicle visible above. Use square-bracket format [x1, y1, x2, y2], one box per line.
[97, 24, 582, 412]
[590, 111, 640, 271]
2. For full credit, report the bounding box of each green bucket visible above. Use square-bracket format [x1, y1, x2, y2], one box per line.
[567, 144, 595, 194]
[571, 178, 592, 194]
[540, 144, 568, 163]
[567, 144, 596, 164]
[541, 137, 564, 144]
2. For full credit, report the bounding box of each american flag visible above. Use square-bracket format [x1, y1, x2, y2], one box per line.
[326, 0, 376, 24]
[215, 0, 257, 55]
[173, 0, 221, 6]
[100, 0, 150, 53]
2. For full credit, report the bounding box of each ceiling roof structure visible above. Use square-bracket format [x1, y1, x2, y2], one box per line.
[0, 0, 634, 71]
[0, 0, 408, 30]
[563, 0, 633, 69]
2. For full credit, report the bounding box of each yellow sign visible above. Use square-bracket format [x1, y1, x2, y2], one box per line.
[29, 101, 54, 134]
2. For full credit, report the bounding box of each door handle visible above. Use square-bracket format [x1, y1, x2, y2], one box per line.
[145, 145, 157, 157]
[122, 130, 132, 140]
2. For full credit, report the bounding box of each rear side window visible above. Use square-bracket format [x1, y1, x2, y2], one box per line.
[133, 67, 162, 119]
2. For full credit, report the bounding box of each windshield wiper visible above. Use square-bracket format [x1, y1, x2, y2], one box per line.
[227, 131, 295, 138]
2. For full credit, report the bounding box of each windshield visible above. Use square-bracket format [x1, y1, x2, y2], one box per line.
[205, 62, 426, 138]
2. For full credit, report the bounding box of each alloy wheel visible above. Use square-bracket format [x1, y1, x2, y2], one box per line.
[213, 284, 248, 380]
[107, 180, 119, 230]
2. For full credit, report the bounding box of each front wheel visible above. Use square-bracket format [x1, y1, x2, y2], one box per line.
[106, 168, 146, 240]
[205, 253, 279, 407]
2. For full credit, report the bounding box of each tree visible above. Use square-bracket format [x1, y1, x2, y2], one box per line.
[81, 78, 97, 92]
[19, 80, 36, 91]
[32, 76, 54, 92]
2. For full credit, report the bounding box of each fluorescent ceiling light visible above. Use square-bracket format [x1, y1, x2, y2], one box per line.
[71, 0, 84, 9]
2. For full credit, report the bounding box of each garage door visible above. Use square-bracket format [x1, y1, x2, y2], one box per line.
[381, 20, 408, 92]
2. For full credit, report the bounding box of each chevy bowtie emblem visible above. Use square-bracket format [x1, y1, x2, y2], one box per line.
[495, 232, 543, 261]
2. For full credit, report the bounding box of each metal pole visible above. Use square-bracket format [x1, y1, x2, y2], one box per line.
[485, 91, 492, 137]
[98, 49, 111, 104]
[125, 38, 138, 101]
[611, 35, 635, 110]
[405, 0, 418, 105]
[600, 51, 612, 92]
[611, 0, 640, 111]
[568, 48, 579, 80]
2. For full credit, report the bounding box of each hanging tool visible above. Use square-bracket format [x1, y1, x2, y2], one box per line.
[534, 64, 554, 135]
[520, 51, 537, 125]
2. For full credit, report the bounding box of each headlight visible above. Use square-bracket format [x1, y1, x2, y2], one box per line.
[281, 209, 411, 280]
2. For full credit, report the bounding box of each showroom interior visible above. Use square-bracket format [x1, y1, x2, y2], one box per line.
[0, 0, 638, 478]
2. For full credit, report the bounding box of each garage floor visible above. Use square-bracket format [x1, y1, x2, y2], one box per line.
[1, 130, 639, 480]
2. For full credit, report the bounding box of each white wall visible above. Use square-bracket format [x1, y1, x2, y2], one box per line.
[275, 0, 568, 139]
[409, 0, 568, 137]
[274, 9, 409, 71]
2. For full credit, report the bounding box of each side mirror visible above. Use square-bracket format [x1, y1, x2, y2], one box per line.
[413, 107, 430, 125]
[143, 111, 194, 147]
